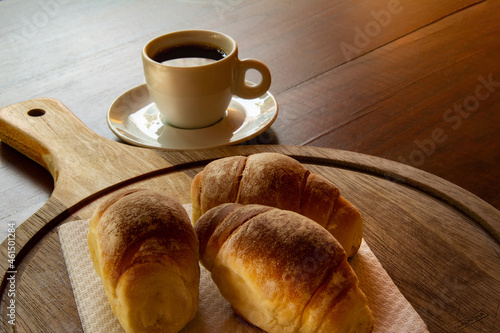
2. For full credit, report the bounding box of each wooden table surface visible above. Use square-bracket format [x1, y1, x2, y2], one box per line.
[0, 0, 499, 332]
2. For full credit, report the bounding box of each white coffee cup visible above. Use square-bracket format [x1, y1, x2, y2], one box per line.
[142, 30, 272, 129]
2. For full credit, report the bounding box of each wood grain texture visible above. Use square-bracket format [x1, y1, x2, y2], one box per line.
[273, 0, 500, 210]
[1, 0, 499, 332]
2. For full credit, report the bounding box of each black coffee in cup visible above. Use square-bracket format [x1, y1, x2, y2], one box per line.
[153, 44, 229, 67]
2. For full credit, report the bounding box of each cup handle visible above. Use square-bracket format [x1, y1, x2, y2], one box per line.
[234, 59, 272, 99]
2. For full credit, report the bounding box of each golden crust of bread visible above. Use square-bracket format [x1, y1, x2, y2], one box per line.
[88, 189, 199, 333]
[327, 196, 364, 258]
[195, 203, 374, 333]
[192, 153, 363, 257]
[191, 155, 246, 222]
[237, 153, 308, 211]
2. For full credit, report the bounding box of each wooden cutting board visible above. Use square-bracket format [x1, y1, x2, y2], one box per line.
[0, 98, 499, 333]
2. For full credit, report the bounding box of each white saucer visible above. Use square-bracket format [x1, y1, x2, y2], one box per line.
[107, 84, 278, 150]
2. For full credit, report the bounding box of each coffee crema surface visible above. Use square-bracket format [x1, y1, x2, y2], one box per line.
[153, 44, 229, 67]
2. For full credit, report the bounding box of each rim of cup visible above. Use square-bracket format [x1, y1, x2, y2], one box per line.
[142, 29, 237, 69]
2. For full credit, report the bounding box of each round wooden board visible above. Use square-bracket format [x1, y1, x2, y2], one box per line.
[1, 145, 499, 333]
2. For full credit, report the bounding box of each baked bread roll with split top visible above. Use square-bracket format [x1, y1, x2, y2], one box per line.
[87, 189, 200, 333]
[195, 203, 374, 333]
[191, 152, 363, 257]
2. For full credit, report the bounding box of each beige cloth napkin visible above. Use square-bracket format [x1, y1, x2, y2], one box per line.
[58, 205, 428, 333]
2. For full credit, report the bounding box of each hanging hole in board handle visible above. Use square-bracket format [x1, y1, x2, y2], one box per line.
[27, 109, 46, 117]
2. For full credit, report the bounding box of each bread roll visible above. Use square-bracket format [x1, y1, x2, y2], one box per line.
[195, 203, 374, 333]
[87, 189, 199, 333]
[191, 152, 363, 257]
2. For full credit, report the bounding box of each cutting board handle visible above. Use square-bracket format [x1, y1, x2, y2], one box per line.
[0, 98, 177, 206]
[0, 98, 102, 180]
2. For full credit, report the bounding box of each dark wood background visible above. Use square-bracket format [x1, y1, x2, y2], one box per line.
[0, 1, 499, 331]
